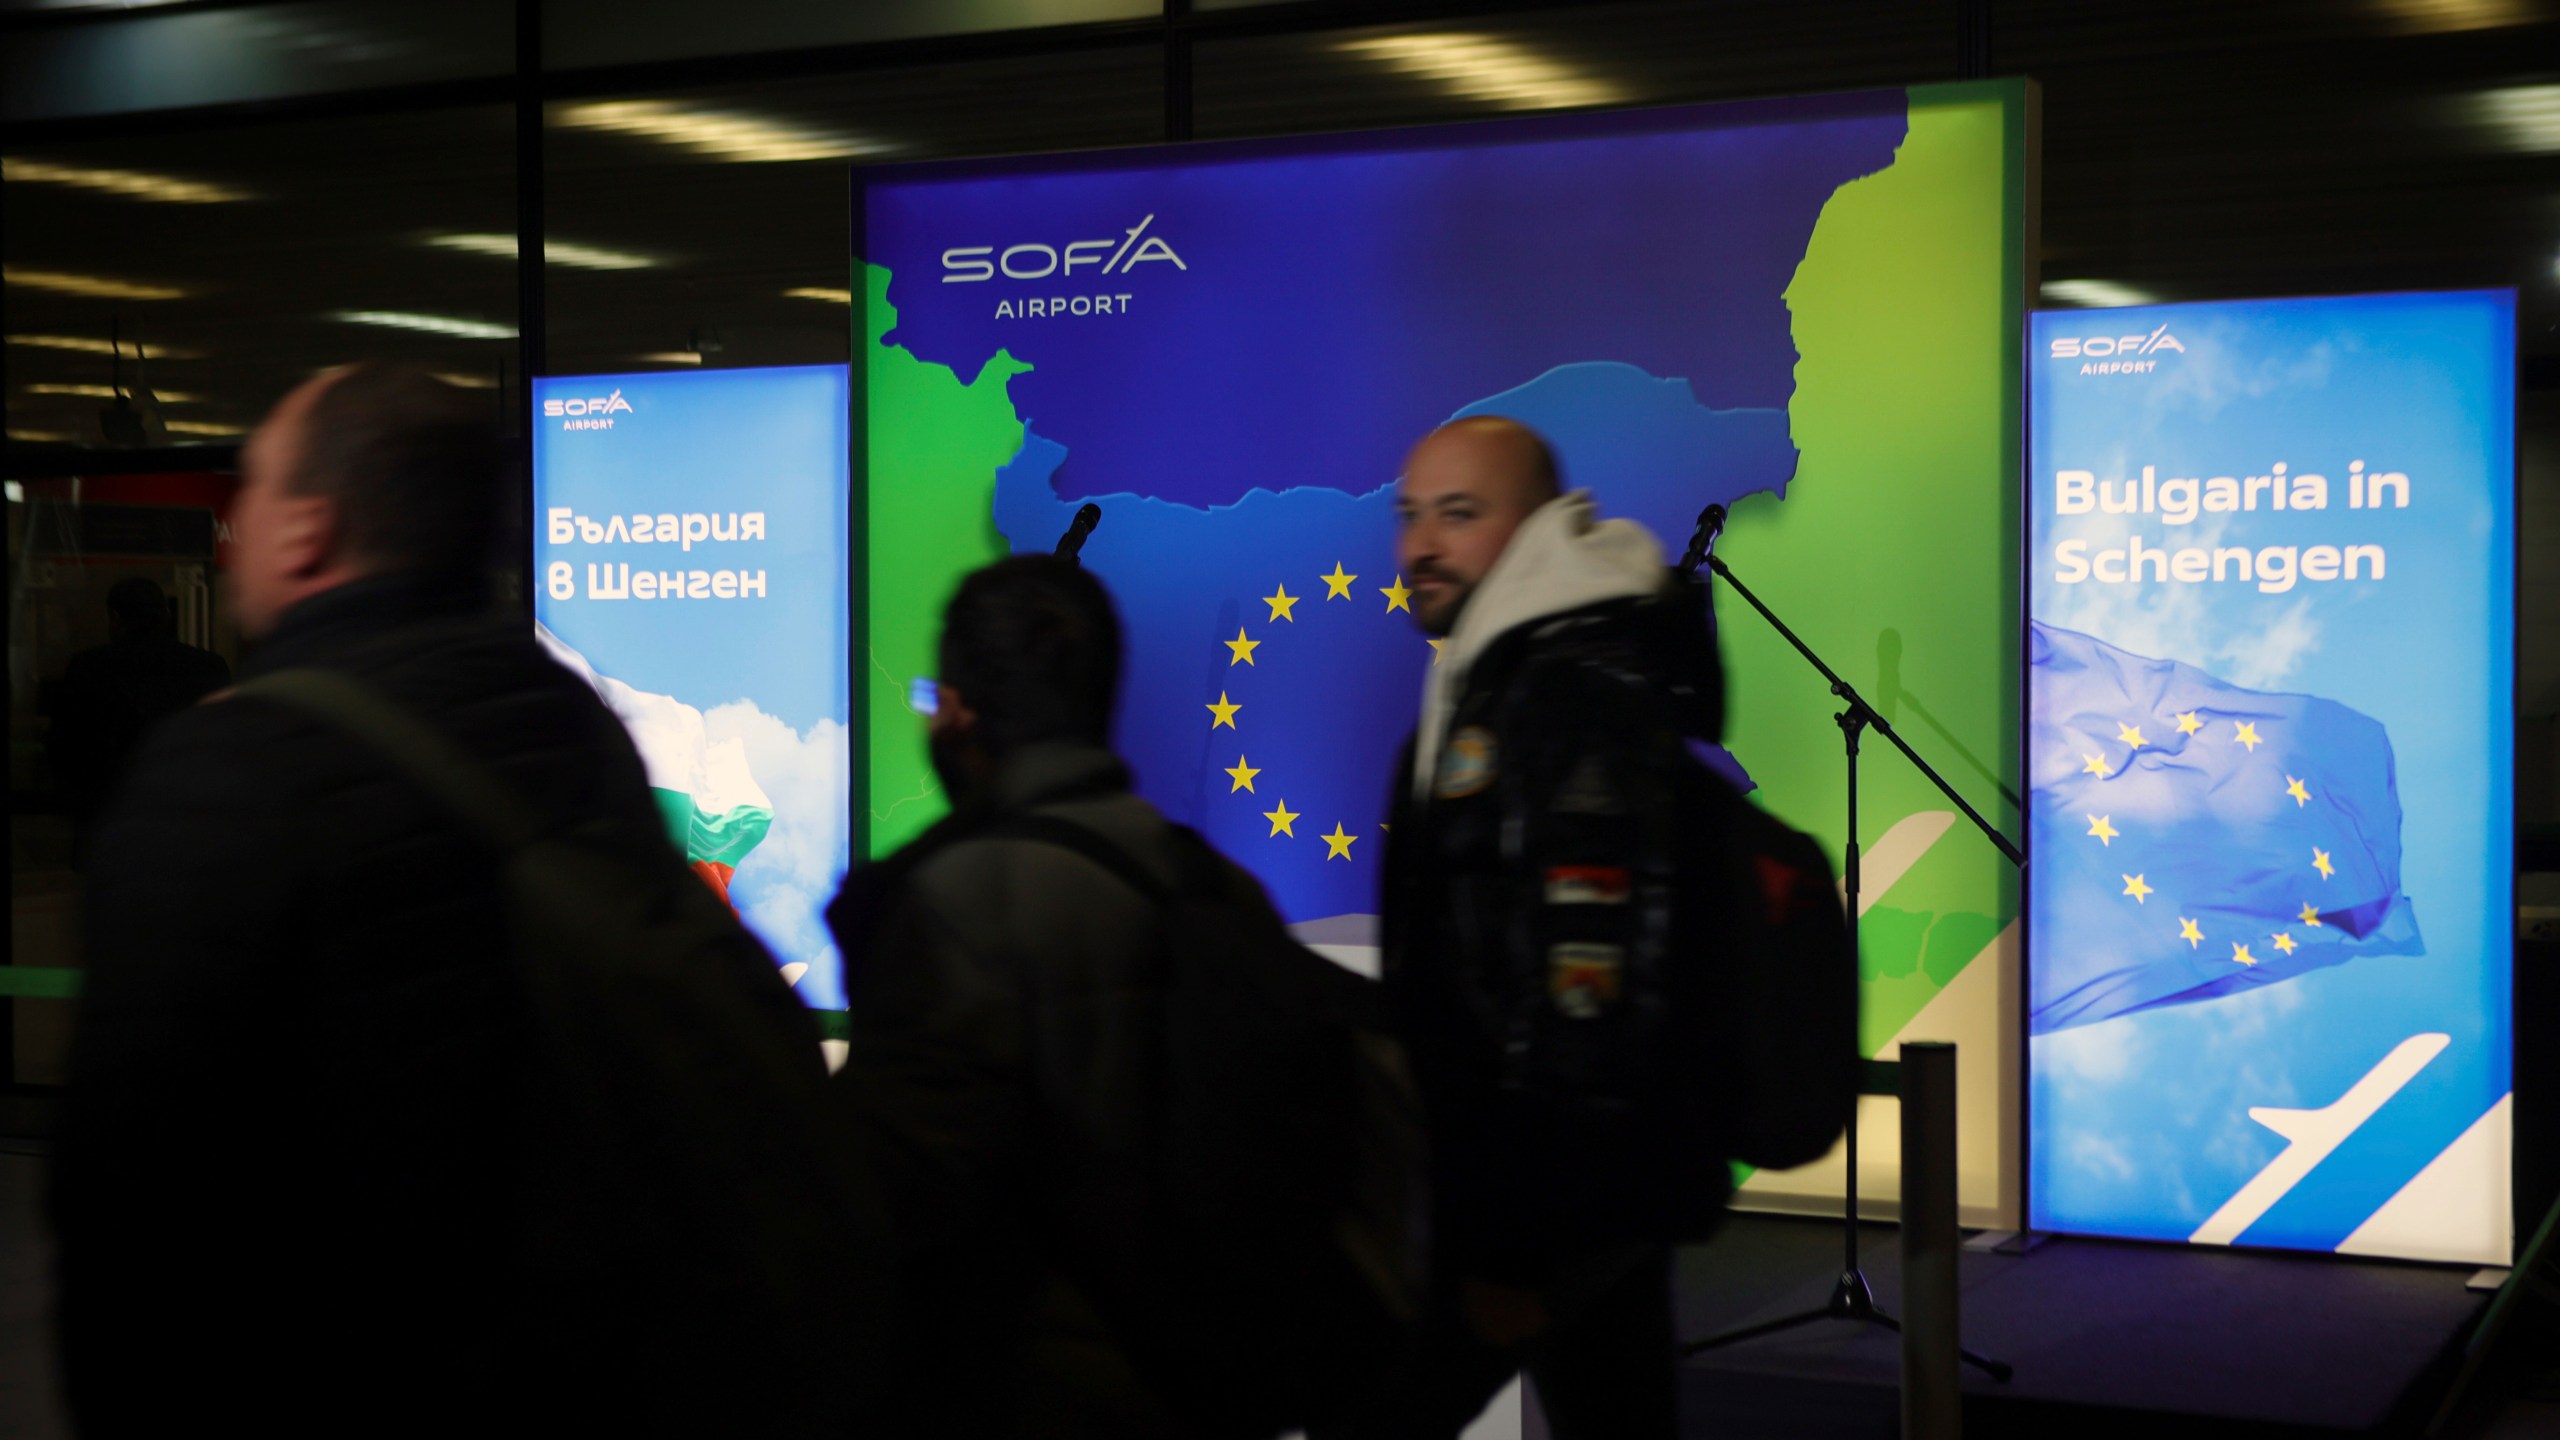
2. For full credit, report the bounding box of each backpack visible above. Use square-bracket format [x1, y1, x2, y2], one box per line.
[234, 668, 886, 1438]
[993, 814, 1427, 1439]
[1689, 772, 1861, 1172]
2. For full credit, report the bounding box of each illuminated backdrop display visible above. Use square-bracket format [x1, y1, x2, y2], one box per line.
[532, 366, 854, 1010]
[861, 83, 2029, 1218]
[2026, 292, 2515, 1262]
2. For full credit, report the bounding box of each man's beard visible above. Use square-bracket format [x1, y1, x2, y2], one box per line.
[1414, 577, 1472, 638]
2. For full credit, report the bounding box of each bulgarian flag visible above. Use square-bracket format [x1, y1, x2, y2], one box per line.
[537, 624, 774, 907]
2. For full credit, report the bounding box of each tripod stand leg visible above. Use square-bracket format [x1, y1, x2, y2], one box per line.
[1679, 1305, 1837, 1356]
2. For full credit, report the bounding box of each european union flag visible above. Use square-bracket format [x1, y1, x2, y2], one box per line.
[2030, 621, 2422, 1034]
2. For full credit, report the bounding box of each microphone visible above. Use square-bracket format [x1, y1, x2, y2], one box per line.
[1055, 503, 1102, 564]
[1679, 503, 1728, 576]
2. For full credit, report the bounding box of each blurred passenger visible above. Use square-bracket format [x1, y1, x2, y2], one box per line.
[45, 576, 230, 861]
[50, 363, 877, 1439]
[1336, 417, 1732, 1439]
[829, 555, 1402, 1439]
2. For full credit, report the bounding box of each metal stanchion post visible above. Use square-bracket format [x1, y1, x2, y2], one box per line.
[1901, 1041, 1961, 1440]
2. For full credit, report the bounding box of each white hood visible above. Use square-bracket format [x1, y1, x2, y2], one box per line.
[1413, 490, 1665, 797]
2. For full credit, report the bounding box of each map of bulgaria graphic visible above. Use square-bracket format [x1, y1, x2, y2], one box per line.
[864, 94, 1914, 929]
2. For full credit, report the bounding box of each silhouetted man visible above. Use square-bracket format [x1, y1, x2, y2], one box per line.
[46, 577, 229, 859]
[830, 555, 1294, 1439]
[1348, 416, 1729, 1439]
[51, 364, 861, 1438]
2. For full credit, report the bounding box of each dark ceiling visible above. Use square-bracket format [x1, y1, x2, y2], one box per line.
[2, 0, 2554, 449]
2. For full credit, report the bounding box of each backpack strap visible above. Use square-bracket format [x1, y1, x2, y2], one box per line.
[230, 668, 542, 853]
[985, 812, 1176, 907]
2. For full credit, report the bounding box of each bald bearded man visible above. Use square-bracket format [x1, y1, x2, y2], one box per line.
[1339, 417, 1734, 1439]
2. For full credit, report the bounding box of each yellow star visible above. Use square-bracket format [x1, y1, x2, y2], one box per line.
[2087, 815, 2119, 846]
[1224, 755, 1260, 793]
[1224, 628, 1260, 667]
[2122, 873, 2153, 904]
[2232, 942, 2258, 968]
[1262, 798, 1298, 837]
[2118, 723, 2148, 749]
[1322, 823, 1358, 860]
[1427, 638, 1448, 665]
[2299, 902, 2323, 928]
[1263, 584, 1298, 623]
[2285, 776, 2311, 807]
[2082, 752, 2112, 779]
[2175, 711, 2203, 736]
[2178, 917, 2203, 949]
[1321, 563, 1357, 600]
[2233, 721, 2263, 751]
[1206, 691, 1241, 729]
[1380, 575, 1413, 613]
[2312, 847, 2335, 880]
[2272, 931, 2299, 956]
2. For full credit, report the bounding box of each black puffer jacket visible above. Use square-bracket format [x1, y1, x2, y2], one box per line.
[1381, 581, 1738, 1284]
[50, 574, 830, 1437]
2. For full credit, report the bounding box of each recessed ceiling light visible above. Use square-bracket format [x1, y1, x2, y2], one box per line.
[429, 372, 499, 389]
[25, 382, 200, 402]
[2, 157, 252, 205]
[1335, 33, 1625, 112]
[2042, 279, 2157, 309]
[784, 287, 853, 304]
[554, 100, 880, 163]
[2469, 83, 2560, 153]
[637, 352, 706, 365]
[427, 233, 657, 271]
[2368, 0, 2535, 32]
[162, 419, 246, 438]
[8, 333, 202, 359]
[4, 267, 189, 301]
[331, 310, 516, 340]
[4, 434, 76, 448]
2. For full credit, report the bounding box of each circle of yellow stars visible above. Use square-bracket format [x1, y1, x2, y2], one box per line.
[2072, 706, 2340, 969]
[1203, 560, 1441, 860]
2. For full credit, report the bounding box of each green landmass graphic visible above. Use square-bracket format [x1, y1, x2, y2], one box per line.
[864, 261, 1033, 854]
[1732, 81, 2025, 1056]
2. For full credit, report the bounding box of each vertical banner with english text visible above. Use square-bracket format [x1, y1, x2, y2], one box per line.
[2027, 292, 2514, 1262]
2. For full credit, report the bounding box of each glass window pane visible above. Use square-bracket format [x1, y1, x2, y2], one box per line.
[542, 49, 1162, 377]
[544, 0, 1159, 72]
[7, 104, 518, 897]
[0, 1, 513, 123]
[1195, 1, 1953, 139]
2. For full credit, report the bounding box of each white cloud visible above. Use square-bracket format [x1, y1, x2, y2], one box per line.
[2215, 596, 2323, 690]
[704, 700, 851, 1000]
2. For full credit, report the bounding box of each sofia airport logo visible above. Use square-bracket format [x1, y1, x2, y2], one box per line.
[544, 388, 633, 431]
[940, 214, 1187, 282]
[2051, 323, 2185, 377]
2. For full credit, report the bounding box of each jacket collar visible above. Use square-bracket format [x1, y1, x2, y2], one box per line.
[240, 571, 490, 678]
[978, 739, 1132, 814]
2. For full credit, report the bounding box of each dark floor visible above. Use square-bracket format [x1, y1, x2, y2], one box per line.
[4, 1142, 2552, 1439]
[1670, 1211, 2557, 1439]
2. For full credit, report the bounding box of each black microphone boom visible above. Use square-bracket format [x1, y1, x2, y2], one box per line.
[1055, 503, 1102, 564]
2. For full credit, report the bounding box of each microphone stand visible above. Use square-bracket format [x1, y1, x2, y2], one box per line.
[1674, 505, 2017, 1383]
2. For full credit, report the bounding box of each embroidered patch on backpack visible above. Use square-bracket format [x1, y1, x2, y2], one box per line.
[1548, 943, 1625, 1019]
[1434, 725, 1498, 799]
[1544, 865, 1631, 906]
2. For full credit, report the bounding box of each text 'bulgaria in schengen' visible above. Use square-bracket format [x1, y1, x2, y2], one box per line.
[543, 508, 770, 602]
[2049, 462, 2412, 596]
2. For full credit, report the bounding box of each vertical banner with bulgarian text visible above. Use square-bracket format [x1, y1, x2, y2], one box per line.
[533, 366, 854, 1011]
[2027, 292, 2515, 1262]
